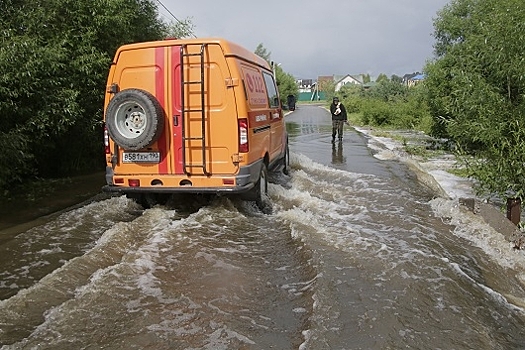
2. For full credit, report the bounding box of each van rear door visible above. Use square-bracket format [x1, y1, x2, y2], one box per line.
[171, 43, 239, 176]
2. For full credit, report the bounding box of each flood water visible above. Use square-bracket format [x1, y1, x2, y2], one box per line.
[1, 104, 525, 349]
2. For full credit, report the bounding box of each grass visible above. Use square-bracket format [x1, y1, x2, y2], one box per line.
[447, 167, 470, 178]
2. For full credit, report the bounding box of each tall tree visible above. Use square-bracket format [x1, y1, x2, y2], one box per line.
[165, 17, 195, 38]
[0, 0, 173, 189]
[274, 65, 299, 103]
[361, 73, 371, 84]
[391, 74, 403, 84]
[376, 73, 389, 83]
[253, 43, 298, 104]
[254, 43, 272, 62]
[425, 0, 525, 199]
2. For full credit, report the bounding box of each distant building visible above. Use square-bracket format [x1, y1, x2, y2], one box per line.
[295, 74, 364, 101]
[402, 72, 425, 87]
[296, 79, 313, 93]
[334, 74, 363, 91]
[362, 81, 377, 90]
[296, 78, 320, 101]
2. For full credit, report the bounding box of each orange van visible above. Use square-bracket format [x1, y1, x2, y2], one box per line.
[102, 38, 289, 208]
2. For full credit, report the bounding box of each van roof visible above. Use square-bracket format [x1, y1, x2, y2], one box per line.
[113, 37, 271, 71]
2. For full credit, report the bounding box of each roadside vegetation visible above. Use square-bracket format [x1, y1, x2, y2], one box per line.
[332, 0, 525, 205]
[0, 0, 195, 198]
[254, 43, 299, 105]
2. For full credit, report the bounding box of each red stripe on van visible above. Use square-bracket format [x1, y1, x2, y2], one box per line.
[171, 45, 183, 174]
[155, 47, 168, 175]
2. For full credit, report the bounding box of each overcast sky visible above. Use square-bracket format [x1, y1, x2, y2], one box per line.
[159, 0, 451, 80]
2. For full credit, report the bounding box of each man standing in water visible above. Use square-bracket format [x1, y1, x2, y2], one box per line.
[330, 97, 347, 142]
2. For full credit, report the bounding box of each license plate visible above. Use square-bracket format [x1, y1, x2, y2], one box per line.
[122, 152, 160, 163]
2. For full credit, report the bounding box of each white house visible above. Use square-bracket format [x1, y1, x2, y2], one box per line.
[334, 74, 363, 91]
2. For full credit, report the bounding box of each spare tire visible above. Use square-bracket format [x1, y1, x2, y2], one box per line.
[105, 89, 165, 151]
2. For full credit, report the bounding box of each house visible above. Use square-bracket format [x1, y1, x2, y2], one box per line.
[296, 78, 319, 101]
[334, 74, 363, 91]
[296, 79, 314, 93]
[402, 72, 425, 87]
[295, 74, 365, 101]
[300, 76, 332, 101]
[316, 75, 334, 90]
[407, 74, 425, 87]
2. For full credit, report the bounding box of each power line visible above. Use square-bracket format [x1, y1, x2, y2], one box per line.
[154, 0, 197, 38]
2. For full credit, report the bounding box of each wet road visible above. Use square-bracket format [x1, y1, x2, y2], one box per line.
[1, 104, 525, 349]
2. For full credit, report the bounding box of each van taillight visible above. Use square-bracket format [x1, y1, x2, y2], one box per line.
[104, 125, 110, 154]
[239, 118, 249, 153]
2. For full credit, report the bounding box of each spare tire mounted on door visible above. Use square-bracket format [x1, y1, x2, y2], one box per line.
[105, 88, 165, 151]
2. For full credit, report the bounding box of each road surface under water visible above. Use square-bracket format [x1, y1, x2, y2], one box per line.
[1, 104, 525, 349]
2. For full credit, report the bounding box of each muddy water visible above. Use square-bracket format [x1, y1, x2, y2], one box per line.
[1, 105, 525, 349]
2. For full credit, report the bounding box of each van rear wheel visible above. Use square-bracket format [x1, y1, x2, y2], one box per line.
[126, 193, 169, 209]
[106, 89, 165, 151]
[253, 163, 271, 212]
[255, 163, 269, 210]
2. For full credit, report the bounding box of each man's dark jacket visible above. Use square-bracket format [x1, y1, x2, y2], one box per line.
[330, 101, 347, 121]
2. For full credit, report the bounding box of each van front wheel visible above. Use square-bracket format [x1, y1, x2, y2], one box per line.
[106, 89, 165, 151]
[283, 142, 290, 175]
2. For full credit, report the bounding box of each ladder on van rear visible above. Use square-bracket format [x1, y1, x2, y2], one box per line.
[180, 43, 210, 176]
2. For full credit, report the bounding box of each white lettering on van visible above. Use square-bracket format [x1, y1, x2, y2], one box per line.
[255, 114, 267, 122]
[250, 97, 267, 105]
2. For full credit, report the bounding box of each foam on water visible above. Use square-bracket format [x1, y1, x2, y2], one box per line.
[430, 198, 525, 270]
[4, 126, 525, 348]
[0, 205, 176, 347]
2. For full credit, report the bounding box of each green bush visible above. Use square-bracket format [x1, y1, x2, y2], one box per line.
[0, 0, 176, 190]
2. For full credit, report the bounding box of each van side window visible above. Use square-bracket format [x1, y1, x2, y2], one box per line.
[262, 72, 279, 108]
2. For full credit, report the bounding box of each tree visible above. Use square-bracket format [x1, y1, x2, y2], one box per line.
[274, 65, 299, 104]
[376, 73, 389, 83]
[319, 80, 336, 102]
[391, 74, 403, 84]
[165, 17, 195, 39]
[253, 43, 298, 104]
[424, 0, 525, 199]
[369, 79, 408, 102]
[254, 43, 272, 62]
[361, 73, 371, 84]
[0, 0, 172, 190]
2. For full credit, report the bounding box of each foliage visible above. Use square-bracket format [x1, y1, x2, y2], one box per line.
[274, 65, 299, 105]
[424, 0, 525, 199]
[391, 75, 403, 84]
[360, 99, 396, 126]
[376, 73, 389, 83]
[165, 17, 196, 39]
[342, 78, 432, 134]
[320, 80, 336, 102]
[0, 132, 34, 190]
[337, 84, 363, 114]
[254, 43, 272, 62]
[254, 43, 298, 104]
[366, 79, 408, 102]
[0, 0, 174, 190]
